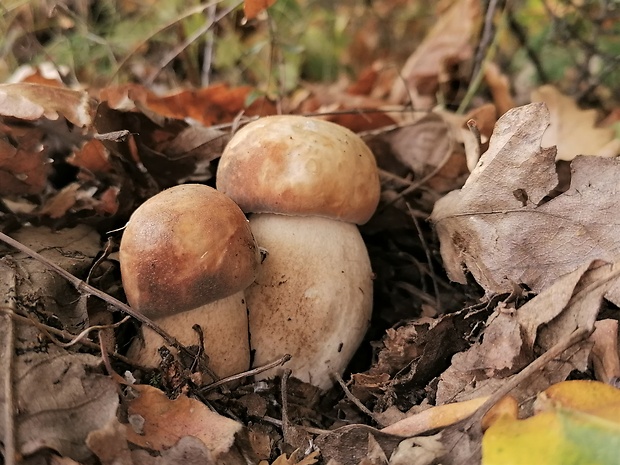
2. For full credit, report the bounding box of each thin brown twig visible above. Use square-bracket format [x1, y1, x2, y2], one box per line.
[281, 369, 293, 444]
[333, 371, 384, 426]
[406, 202, 441, 313]
[0, 309, 134, 365]
[146, 0, 243, 85]
[452, 327, 591, 460]
[0, 231, 198, 365]
[199, 353, 291, 392]
[1, 262, 18, 465]
[29, 315, 130, 349]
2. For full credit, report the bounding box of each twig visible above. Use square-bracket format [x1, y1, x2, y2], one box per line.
[0, 310, 134, 365]
[199, 353, 291, 392]
[201, 2, 218, 86]
[0, 231, 197, 364]
[29, 315, 130, 349]
[333, 372, 384, 426]
[146, 0, 242, 85]
[1, 263, 18, 465]
[406, 202, 441, 313]
[281, 369, 293, 444]
[470, 0, 503, 84]
[259, 415, 330, 435]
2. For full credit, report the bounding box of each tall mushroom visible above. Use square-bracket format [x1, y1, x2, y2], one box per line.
[119, 184, 260, 378]
[216, 115, 380, 389]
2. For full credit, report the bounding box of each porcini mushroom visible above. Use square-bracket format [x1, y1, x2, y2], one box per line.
[216, 115, 380, 389]
[119, 184, 260, 378]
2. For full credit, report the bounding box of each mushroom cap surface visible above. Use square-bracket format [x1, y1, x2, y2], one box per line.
[216, 115, 380, 224]
[120, 184, 260, 320]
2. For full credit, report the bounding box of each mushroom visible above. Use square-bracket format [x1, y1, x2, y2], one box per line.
[216, 115, 380, 389]
[119, 184, 260, 378]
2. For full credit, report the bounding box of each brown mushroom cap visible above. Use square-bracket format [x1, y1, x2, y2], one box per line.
[119, 184, 260, 320]
[216, 115, 381, 224]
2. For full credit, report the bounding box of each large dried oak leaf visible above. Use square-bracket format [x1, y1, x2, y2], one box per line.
[430, 102, 620, 294]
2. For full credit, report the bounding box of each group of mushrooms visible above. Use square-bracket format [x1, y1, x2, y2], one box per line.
[119, 115, 381, 390]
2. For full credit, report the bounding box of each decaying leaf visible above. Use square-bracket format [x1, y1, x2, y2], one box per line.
[125, 384, 243, 460]
[532, 85, 620, 161]
[436, 260, 617, 405]
[431, 102, 620, 295]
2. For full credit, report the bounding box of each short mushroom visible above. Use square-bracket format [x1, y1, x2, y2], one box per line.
[119, 184, 260, 378]
[217, 115, 380, 389]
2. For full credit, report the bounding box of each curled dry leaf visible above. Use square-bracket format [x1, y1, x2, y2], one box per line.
[431, 102, 620, 295]
[0, 83, 94, 127]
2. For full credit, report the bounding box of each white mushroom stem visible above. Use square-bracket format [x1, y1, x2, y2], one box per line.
[128, 292, 250, 378]
[247, 213, 373, 390]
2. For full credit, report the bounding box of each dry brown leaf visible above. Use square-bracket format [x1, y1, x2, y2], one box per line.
[532, 85, 620, 161]
[244, 0, 277, 19]
[315, 425, 402, 465]
[0, 83, 94, 127]
[436, 260, 615, 405]
[431, 102, 620, 295]
[125, 384, 242, 459]
[132, 437, 215, 465]
[0, 122, 50, 196]
[389, 0, 480, 105]
[86, 418, 132, 465]
[381, 114, 452, 178]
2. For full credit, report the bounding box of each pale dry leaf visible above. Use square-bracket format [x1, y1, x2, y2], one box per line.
[381, 114, 452, 177]
[431, 102, 620, 295]
[389, 0, 480, 104]
[125, 384, 242, 459]
[589, 319, 620, 383]
[532, 85, 620, 161]
[0, 83, 94, 127]
[86, 418, 132, 465]
[388, 435, 445, 465]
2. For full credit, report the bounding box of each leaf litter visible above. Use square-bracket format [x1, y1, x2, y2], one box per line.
[2, 4, 620, 465]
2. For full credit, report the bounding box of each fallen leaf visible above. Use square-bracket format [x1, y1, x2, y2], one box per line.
[436, 260, 615, 404]
[389, 0, 480, 105]
[132, 436, 215, 465]
[0, 83, 94, 127]
[532, 85, 620, 161]
[244, 0, 277, 20]
[388, 435, 445, 465]
[589, 319, 620, 383]
[381, 396, 487, 437]
[314, 425, 402, 465]
[125, 384, 243, 460]
[431, 102, 620, 295]
[482, 381, 620, 465]
[0, 122, 50, 195]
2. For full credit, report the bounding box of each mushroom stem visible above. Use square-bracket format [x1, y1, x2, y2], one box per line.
[128, 291, 250, 378]
[247, 213, 373, 390]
